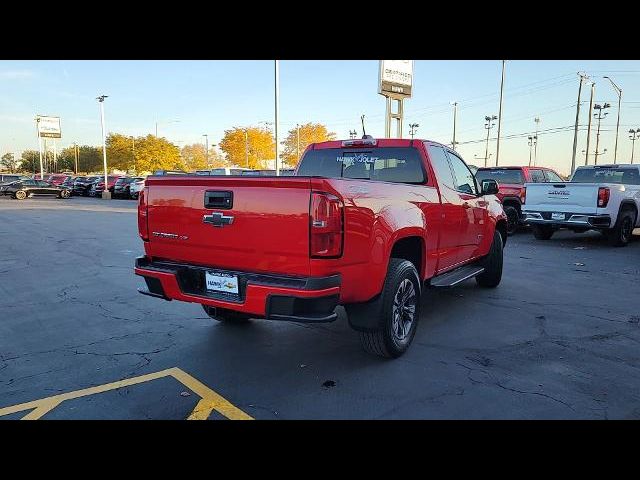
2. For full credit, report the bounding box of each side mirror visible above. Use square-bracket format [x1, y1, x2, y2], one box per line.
[481, 179, 499, 195]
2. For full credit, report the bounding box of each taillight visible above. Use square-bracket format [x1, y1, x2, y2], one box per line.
[310, 192, 343, 258]
[138, 186, 149, 241]
[521, 186, 526, 205]
[597, 187, 610, 208]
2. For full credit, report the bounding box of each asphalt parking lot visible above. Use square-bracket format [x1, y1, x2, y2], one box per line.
[1, 195, 640, 419]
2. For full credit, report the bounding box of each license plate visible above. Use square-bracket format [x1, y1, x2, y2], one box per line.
[205, 271, 239, 294]
[551, 212, 565, 220]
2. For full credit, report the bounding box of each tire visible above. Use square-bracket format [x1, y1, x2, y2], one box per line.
[14, 190, 26, 200]
[59, 190, 70, 199]
[504, 205, 520, 235]
[358, 259, 421, 359]
[131, 192, 139, 200]
[476, 230, 503, 288]
[532, 224, 554, 240]
[202, 305, 251, 324]
[606, 209, 636, 247]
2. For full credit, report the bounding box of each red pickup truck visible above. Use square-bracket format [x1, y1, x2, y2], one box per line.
[475, 166, 565, 234]
[135, 137, 507, 358]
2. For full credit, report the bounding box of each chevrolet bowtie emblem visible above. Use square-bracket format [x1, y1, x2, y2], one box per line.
[203, 212, 234, 227]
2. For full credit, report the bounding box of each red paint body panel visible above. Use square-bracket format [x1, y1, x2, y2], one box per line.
[137, 138, 506, 315]
[476, 166, 564, 205]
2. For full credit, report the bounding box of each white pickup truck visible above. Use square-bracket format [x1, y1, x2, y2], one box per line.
[522, 164, 640, 247]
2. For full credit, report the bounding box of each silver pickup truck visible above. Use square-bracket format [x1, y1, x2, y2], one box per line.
[522, 164, 640, 247]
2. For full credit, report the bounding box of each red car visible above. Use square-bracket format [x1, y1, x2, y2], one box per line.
[135, 137, 508, 358]
[474, 166, 565, 235]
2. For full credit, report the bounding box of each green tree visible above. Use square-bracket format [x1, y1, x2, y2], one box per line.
[76, 146, 104, 173]
[57, 147, 78, 173]
[219, 127, 275, 169]
[19, 150, 40, 174]
[1, 153, 18, 173]
[106, 133, 136, 172]
[281, 123, 335, 167]
[134, 135, 184, 173]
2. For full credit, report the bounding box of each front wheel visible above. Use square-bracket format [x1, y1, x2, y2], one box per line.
[59, 190, 70, 199]
[476, 230, 503, 288]
[358, 259, 421, 359]
[532, 224, 554, 240]
[14, 190, 27, 200]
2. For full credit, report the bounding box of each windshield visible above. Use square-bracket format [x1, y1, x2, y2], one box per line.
[297, 147, 426, 184]
[571, 167, 640, 185]
[475, 169, 524, 185]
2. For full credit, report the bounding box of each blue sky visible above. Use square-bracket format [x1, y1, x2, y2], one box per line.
[1, 60, 640, 175]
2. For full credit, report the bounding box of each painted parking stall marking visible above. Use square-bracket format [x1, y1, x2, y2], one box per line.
[0, 367, 253, 420]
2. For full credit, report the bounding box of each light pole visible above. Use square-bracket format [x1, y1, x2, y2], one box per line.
[244, 129, 249, 168]
[155, 119, 180, 138]
[275, 59, 280, 176]
[73, 142, 79, 174]
[35, 116, 44, 179]
[202, 134, 209, 168]
[603, 76, 622, 164]
[534, 117, 540, 166]
[484, 115, 497, 168]
[97, 95, 110, 199]
[629, 129, 640, 163]
[451, 101, 458, 150]
[296, 123, 300, 160]
[593, 103, 610, 165]
[585, 82, 595, 165]
[475, 153, 492, 165]
[409, 123, 419, 139]
[496, 60, 506, 166]
[527, 135, 537, 167]
[131, 136, 136, 174]
[571, 72, 588, 176]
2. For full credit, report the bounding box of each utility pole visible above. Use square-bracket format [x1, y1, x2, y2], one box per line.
[571, 72, 588, 175]
[475, 153, 492, 165]
[527, 135, 537, 167]
[202, 134, 209, 168]
[629, 129, 640, 163]
[534, 117, 540, 166]
[585, 82, 595, 165]
[244, 129, 249, 168]
[73, 142, 78, 174]
[349, 130, 357, 139]
[36, 116, 44, 179]
[296, 123, 300, 160]
[409, 123, 419, 139]
[593, 103, 610, 165]
[495, 60, 506, 166]
[97, 94, 110, 199]
[604, 76, 622, 164]
[484, 115, 497, 168]
[451, 102, 458, 150]
[131, 137, 136, 174]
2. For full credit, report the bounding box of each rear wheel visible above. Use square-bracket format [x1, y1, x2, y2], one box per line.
[59, 189, 70, 199]
[504, 205, 520, 235]
[14, 190, 27, 200]
[476, 230, 503, 288]
[607, 210, 636, 247]
[358, 259, 421, 359]
[202, 305, 252, 324]
[532, 224, 554, 240]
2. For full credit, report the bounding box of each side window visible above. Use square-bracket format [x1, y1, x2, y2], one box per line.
[39, 181, 52, 187]
[426, 145, 455, 190]
[544, 170, 563, 182]
[529, 169, 546, 183]
[446, 151, 478, 195]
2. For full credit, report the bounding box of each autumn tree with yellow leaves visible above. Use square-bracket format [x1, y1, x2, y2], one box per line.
[281, 123, 336, 167]
[219, 127, 275, 169]
[181, 143, 226, 171]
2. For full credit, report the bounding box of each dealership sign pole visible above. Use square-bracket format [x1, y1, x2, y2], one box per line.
[379, 60, 414, 138]
[36, 115, 62, 179]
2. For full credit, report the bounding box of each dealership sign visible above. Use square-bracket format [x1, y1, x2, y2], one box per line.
[378, 60, 414, 98]
[37, 116, 62, 138]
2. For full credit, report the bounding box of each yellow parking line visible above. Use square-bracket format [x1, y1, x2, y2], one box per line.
[0, 367, 253, 420]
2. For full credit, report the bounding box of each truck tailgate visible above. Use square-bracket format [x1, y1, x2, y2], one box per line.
[145, 176, 313, 276]
[523, 182, 598, 214]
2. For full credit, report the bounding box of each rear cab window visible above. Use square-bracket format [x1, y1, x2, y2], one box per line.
[571, 167, 640, 185]
[297, 147, 426, 184]
[475, 168, 524, 185]
[529, 169, 546, 183]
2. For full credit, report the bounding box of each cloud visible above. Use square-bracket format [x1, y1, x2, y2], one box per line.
[0, 70, 35, 80]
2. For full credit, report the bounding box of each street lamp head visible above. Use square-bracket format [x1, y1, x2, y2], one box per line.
[96, 95, 108, 102]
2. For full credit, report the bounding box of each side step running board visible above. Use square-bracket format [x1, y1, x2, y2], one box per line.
[429, 265, 485, 288]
